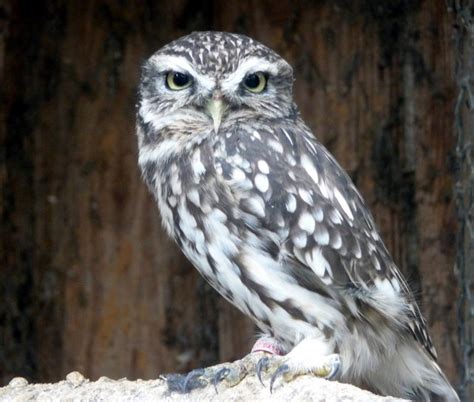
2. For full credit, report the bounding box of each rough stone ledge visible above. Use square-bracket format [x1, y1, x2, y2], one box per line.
[0, 367, 408, 401]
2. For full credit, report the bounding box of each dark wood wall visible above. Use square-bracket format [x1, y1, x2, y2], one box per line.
[0, 0, 461, 388]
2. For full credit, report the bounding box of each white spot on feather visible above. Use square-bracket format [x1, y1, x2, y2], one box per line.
[372, 255, 381, 271]
[286, 155, 297, 166]
[232, 167, 246, 181]
[170, 174, 182, 195]
[268, 139, 284, 153]
[330, 231, 342, 249]
[208, 208, 227, 223]
[252, 130, 262, 141]
[186, 189, 200, 207]
[298, 189, 313, 205]
[314, 226, 330, 246]
[318, 179, 331, 199]
[168, 196, 177, 207]
[234, 177, 254, 191]
[334, 188, 354, 220]
[257, 160, 270, 174]
[245, 196, 266, 218]
[329, 209, 343, 225]
[371, 230, 381, 241]
[301, 154, 319, 184]
[255, 173, 269, 193]
[352, 239, 362, 258]
[298, 212, 315, 234]
[286, 194, 297, 213]
[292, 232, 307, 248]
[313, 206, 324, 222]
[192, 149, 206, 180]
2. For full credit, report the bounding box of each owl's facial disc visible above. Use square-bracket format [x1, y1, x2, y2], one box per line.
[141, 46, 294, 135]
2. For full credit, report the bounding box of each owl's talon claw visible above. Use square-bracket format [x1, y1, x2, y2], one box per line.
[211, 367, 230, 393]
[256, 356, 269, 386]
[324, 354, 341, 380]
[183, 368, 206, 392]
[269, 363, 290, 393]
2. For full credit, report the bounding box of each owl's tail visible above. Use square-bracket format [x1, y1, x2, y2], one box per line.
[390, 343, 459, 402]
[425, 360, 459, 402]
[354, 339, 459, 401]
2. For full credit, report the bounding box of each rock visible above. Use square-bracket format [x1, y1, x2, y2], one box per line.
[66, 371, 86, 387]
[0, 369, 407, 402]
[7, 378, 28, 388]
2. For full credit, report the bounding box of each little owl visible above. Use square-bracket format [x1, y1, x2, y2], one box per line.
[136, 31, 458, 401]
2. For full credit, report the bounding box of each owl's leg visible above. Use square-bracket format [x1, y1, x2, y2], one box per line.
[166, 351, 266, 393]
[256, 337, 341, 392]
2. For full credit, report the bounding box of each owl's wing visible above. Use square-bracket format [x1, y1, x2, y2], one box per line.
[215, 119, 437, 360]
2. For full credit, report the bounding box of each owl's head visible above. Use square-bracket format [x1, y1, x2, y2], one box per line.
[137, 32, 295, 142]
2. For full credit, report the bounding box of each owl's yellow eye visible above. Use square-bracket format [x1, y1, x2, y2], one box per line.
[243, 72, 267, 93]
[166, 71, 192, 90]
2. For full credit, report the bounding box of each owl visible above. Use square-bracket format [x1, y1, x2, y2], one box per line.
[136, 32, 458, 401]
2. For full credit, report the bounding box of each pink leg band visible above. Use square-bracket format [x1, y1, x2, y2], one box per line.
[251, 338, 284, 355]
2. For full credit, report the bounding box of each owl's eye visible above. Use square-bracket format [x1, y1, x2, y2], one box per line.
[243, 72, 267, 93]
[166, 72, 192, 90]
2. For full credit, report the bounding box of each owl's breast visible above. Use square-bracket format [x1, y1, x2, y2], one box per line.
[144, 132, 341, 348]
[151, 142, 242, 289]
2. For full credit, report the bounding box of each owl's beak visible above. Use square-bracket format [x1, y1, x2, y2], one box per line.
[207, 91, 227, 134]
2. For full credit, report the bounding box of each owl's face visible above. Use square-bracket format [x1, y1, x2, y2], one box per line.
[137, 32, 295, 145]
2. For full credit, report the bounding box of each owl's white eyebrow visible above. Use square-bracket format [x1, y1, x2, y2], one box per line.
[221, 57, 280, 92]
[149, 54, 214, 91]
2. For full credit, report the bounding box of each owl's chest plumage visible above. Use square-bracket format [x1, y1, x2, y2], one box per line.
[148, 127, 335, 348]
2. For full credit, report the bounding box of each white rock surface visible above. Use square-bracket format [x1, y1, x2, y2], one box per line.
[0, 369, 408, 402]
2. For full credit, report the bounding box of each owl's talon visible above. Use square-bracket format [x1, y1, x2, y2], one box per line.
[256, 356, 269, 385]
[269, 363, 290, 393]
[211, 367, 230, 393]
[323, 354, 341, 380]
[183, 368, 206, 392]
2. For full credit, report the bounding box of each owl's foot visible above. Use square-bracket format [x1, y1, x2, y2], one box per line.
[165, 352, 268, 393]
[165, 337, 340, 394]
[257, 352, 341, 392]
[256, 337, 341, 392]
[195, 336, 286, 391]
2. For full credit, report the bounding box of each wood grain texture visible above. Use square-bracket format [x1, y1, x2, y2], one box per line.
[0, 0, 460, 389]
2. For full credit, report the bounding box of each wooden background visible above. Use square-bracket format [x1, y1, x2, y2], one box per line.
[0, 0, 462, 390]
